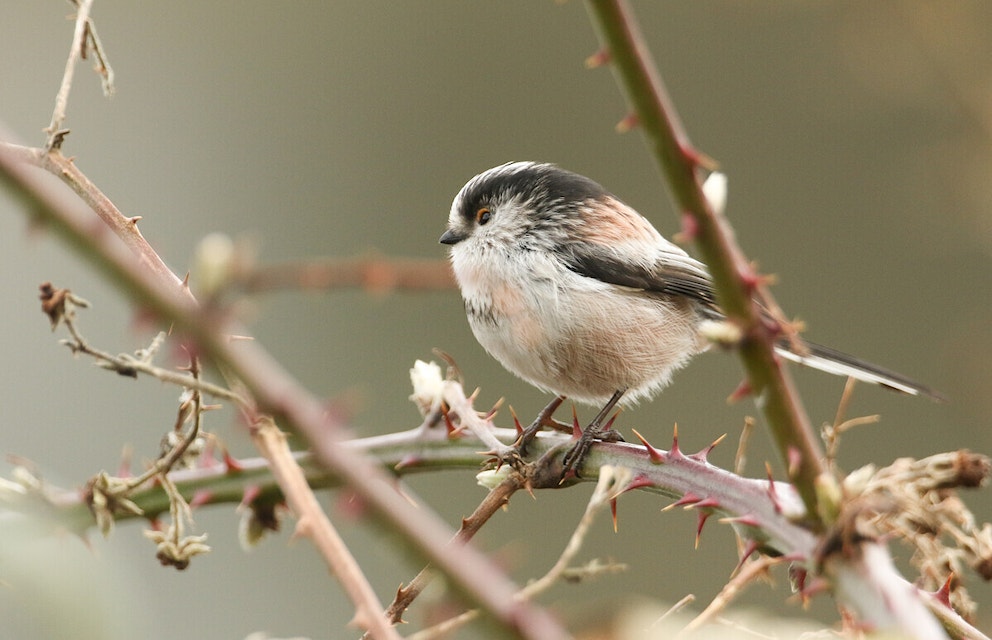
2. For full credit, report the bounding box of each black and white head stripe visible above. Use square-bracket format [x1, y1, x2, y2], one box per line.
[452, 162, 607, 222]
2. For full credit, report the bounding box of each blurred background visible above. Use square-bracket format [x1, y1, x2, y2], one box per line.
[0, 1, 990, 638]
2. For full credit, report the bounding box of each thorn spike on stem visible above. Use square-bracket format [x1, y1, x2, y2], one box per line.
[611, 498, 618, 533]
[673, 211, 699, 244]
[669, 423, 683, 459]
[602, 411, 620, 432]
[584, 48, 611, 68]
[665, 492, 701, 511]
[765, 463, 783, 514]
[726, 379, 752, 403]
[787, 446, 802, 479]
[738, 264, 763, 293]
[223, 449, 244, 472]
[483, 396, 504, 420]
[615, 112, 639, 133]
[509, 406, 524, 435]
[695, 511, 711, 549]
[621, 475, 657, 493]
[394, 454, 421, 470]
[631, 428, 665, 464]
[571, 406, 582, 439]
[440, 405, 458, 437]
[189, 489, 213, 509]
[691, 433, 727, 462]
[934, 574, 954, 607]
[732, 539, 761, 577]
[241, 484, 262, 507]
[719, 514, 761, 529]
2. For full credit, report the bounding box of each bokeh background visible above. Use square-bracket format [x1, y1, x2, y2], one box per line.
[1, 2, 990, 638]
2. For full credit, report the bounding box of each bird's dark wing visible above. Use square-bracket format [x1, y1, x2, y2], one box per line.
[561, 241, 720, 313]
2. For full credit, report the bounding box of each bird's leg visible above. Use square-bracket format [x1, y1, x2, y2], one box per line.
[560, 388, 626, 477]
[516, 395, 566, 456]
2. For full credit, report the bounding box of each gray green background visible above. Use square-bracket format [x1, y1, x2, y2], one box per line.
[1, 2, 990, 638]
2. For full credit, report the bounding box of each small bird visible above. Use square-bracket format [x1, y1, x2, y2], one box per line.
[439, 161, 939, 472]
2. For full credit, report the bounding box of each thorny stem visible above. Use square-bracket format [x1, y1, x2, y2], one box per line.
[2, 8, 569, 629]
[251, 417, 400, 640]
[0, 139, 570, 640]
[584, 0, 827, 526]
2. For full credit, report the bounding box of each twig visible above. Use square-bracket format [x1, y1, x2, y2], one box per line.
[58, 310, 245, 405]
[251, 416, 399, 640]
[407, 466, 630, 640]
[66, 0, 115, 97]
[678, 555, 783, 635]
[47, 0, 114, 149]
[1, 142, 189, 295]
[381, 472, 528, 628]
[0, 140, 569, 640]
[584, 0, 827, 524]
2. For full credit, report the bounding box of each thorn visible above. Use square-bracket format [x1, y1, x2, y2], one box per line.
[571, 406, 582, 440]
[483, 396, 504, 420]
[669, 423, 684, 460]
[240, 484, 262, 507]
[719, 514, 761, 529]
[731, 539, 761, 577]
[663, 492, 701, 512]
[189, 489, 213, 509]
[726, 379, 753, 403]
[559, 468, 579, 485]
[631, 429, 665, 464]
[440, 404, 460, 438]
[181, 272, 191, 289]
[619, 475, 656, 494]
[672, 211, 699, 244]
[509, 406, 524, 436]
[933, 574, 954, 608]
[679, 143, 719, 172]
[797, 575, 830, 604]
[695, 511, 711, 549]
[690, 433, 727, 462]
[737, 264, 762, 293]
[615, 112, 639, 133]
[223, 449, 244, 473]
[584, 48, 611, 68]
[787, 446, 802, 479]
[602, 411, 620, 433]
[690, 497, 720, 510]
[394, 454, 421, 471]
[128, 216, 142, 225]
[611, 498, 618, 533]
[765, 462, 783, 514]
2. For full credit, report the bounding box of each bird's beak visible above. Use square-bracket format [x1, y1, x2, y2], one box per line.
[439, 228, 466, 245]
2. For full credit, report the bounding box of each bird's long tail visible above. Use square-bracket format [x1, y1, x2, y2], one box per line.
[774, 340, 945, 401]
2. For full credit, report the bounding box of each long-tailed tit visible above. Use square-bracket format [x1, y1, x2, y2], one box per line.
[439, 162, 939, 472]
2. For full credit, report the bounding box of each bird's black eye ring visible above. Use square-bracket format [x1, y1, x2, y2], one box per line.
[476, 207, 492, 226]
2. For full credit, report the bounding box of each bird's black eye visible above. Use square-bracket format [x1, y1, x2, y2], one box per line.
[475, 207, 492, 226]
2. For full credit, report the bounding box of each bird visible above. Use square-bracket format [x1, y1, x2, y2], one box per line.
[439, 161, 940, 473]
